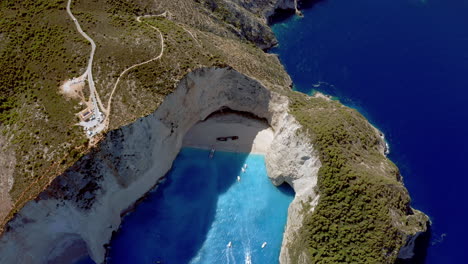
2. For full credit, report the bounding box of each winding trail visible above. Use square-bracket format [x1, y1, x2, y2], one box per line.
[66, 0, 106, 114]
[65, 5, 177, 132]
[104, 14, 166, 130]
[180, 25, 201, 47]
[66, 1, 167, 132]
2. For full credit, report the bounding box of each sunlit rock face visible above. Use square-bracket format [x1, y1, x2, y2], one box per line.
[0, 67, 319, 264]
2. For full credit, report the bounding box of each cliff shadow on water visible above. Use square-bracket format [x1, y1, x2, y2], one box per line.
[0, 67, 298, 264]
[267, 0, 326, 25]
[396, 225, 431, 264]
[106, 108, 294, 263]
[106, 149, 245, 263]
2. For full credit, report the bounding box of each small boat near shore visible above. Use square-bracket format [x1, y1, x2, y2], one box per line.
[241, 163, 247, 173]
[209, 148, 215, 159]
[216, 136, 239, 141]
[261, 242, 267, 248]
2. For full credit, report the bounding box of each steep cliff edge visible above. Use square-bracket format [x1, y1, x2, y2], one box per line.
[266, 114, 321, 263]
[0, 66, 428, 264]
[282, 93, 430, 263]
[0, 0, 429, 263]
[0, 67, 299, 263]
[195, 0, 301, 49]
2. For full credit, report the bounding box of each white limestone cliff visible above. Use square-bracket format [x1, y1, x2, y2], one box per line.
[265, 104, 321, 264]
[0, 67, 318, 264]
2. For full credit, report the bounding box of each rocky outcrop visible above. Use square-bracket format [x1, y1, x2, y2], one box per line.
[397, 210, 431, 262]
[266, 108, 321, 263]
[0, 67, 311, 263]
[227, 0, 298, 18]
[201, 0, 304, 49]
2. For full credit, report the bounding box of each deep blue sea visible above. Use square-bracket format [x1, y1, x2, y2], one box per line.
[105, 148, 294, 264]
[271, 0, 468, 262]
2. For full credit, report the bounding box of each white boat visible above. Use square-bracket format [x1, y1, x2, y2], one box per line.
[237, 176, 241, 182]
[261, 242, 267, 248]
[209, 148, 215, 159]
[241, 167, 246, 173]
[227, 241, 232, 248]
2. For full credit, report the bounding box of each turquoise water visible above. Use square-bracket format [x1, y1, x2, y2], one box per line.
[106, 148, 294, 263]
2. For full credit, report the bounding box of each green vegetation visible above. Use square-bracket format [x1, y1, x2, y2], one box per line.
[287, 93, 427, 263]
[197, 0, 277, 47]
[1, 1, 425, 261]
[0, 0, 288, 229]
[0, 0, 89, 207]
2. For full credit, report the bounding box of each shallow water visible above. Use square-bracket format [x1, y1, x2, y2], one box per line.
[271, 0, 468, 262]
[106, 148, 294, 264]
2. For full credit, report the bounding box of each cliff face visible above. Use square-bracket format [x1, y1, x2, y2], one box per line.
[198, 0, 300, 49]
[0, 0, 429, 263]
[0, 67, 312, 263]
[266, 115, 321, 263]
[0, 64, 428, 263]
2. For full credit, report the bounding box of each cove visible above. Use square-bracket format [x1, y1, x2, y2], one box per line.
[271, 0, 468, 262]
[105, 148, 294, 263]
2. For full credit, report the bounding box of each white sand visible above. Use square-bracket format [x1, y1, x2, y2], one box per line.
[182, 113, 274, 154]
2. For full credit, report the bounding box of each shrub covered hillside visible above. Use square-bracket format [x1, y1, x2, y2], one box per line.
[0, 0, 428, 262]
[0, 0, 90, 223]
[0, 0, 288, 229]
[288, 93, 429, 263]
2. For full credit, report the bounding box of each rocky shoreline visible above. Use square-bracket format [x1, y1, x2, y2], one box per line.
[0, 67, 313, 263]
[0, 0, 429, 263]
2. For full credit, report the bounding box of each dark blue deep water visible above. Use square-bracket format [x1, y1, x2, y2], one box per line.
[106, 148, 294, 263]
[271, 0, 468, 262]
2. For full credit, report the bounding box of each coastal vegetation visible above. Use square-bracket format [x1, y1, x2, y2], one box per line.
[288, 94, 428, 263]
[0, 0, 426, 263]
[0, 0, 90, 218]
[0, 0, 287, 229]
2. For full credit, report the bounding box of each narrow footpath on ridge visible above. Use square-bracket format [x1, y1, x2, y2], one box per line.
[65, 0, 168, 134]
[104, 13, 167, 130]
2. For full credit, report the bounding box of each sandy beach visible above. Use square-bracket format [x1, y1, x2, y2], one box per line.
[182, 113, 273, 154]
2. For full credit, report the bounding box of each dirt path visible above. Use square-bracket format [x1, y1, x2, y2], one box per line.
[66, 0, 106, 114]
[103, 14, 166, 130]
[66, 5, 170, 133]
[180, 25, 201, 47]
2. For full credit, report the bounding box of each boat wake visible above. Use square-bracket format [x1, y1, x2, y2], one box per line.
[244, 250, 252, 264]
[225, 246, 236, 264]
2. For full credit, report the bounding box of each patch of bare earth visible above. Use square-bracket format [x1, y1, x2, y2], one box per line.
[60, 78, 86, 101]
[0, 130, 15, 222]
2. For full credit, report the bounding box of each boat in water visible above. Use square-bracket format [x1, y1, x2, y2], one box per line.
[209, 148, 215, 159]
[261, 242, 267, 248]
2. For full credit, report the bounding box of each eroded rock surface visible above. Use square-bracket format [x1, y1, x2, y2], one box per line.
[266, 106, 321, 263]
[0, 67, 310, 263]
